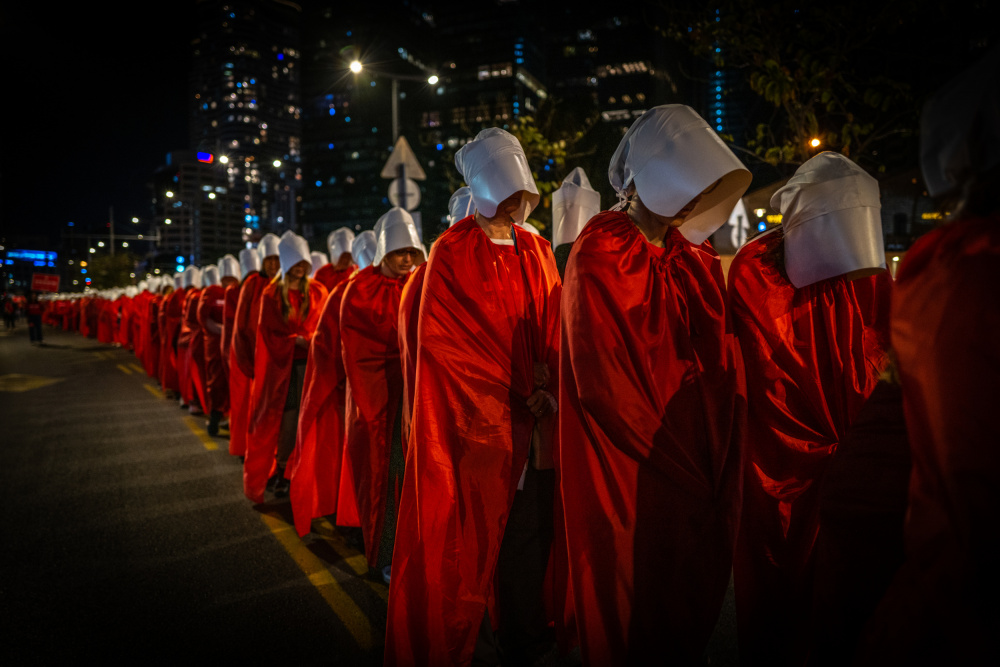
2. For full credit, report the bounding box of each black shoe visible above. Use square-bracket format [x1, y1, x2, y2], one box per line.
[266, 473, 280, 492]
[206, 410, 222, 436]
[273, 477, 290, 498]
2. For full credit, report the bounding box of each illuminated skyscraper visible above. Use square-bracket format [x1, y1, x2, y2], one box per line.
[188, 0, 303, 241]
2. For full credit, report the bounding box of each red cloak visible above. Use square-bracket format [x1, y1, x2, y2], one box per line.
[313, 264, 354, 292]
[160, 287, 186, 394]
[221, 284, 239, 376]
[385, 218, 561, 667]
[859, 215, 1000, 665]
[177, 289, 205, 407]
[228, 273, 268, 457]
[397, 262, 426, 449]
[289, 276, 353, 537]
[143, 294, 162, 379]
[244, 278, 327, 503]
[338, 265, 409, 567]
[559, 211, 746, 665]
[728, 227, 891, 665]
[197, 284, 229, 414]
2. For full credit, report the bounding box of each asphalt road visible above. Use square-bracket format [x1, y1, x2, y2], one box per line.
[0, 322, 739, 666]
[0, 324, 386, 665]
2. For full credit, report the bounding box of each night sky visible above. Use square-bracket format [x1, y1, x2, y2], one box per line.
[2, 3, 195, 246]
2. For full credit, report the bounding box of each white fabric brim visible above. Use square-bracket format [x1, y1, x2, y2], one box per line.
[552, 185, 601, 246]
[375, 223, 423, 266]
[468, 151, 539, 218]
[785, 207, 886, 288]
[279, 236, 312, 276]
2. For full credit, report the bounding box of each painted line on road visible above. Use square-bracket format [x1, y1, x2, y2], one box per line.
[129, 362, 145, 375]
[144, 383, 164, 399]
[183, 415, 218, 451]
[315, 518, 389, 602]
[116, 363, 133, 375]
[259, 510, 374, 651]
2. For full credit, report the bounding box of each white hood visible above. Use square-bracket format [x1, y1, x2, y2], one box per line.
[920, 45, 1000, 198]
[609, 104, 751, 244]
[182, 266, 202, 289]
[257, 233, 280, 262]
[202, 265, 221, 287]
[374, 208, 424, 266]
[239, 248, 261, 278]
[218, 254, 240, 280]
[352, 230, 377, 270]
[455, 128, 539, 220]
[552, 167, 601, 246]
[771, 151, 886, 288]
[310, 252, 330, 277]
[173, 273, 184, 289]
[278, 230, 312, 276]
[327, 228, 355, 262]
[448, 186, 475, 226]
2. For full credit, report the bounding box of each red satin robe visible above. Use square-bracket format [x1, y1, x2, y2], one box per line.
[338, 265, 409, 568]
[313, 264, 354, 292]
[385, 218, 561, 667]
[160, 288, 186, 394]
[559, 211, 746, 665]
[143, 294, 162, 379]
[197, 284, 229, 414]
[244, 279, 327, 503]
[221, 284, 239, 377]
[229, 273, 268, 457]
[289, 276, 353, 537]
[397, 262, 426, 449]
[860, 215, 1000, 665]
[177, 289, 205, 407]
[728, 228, 891, 665]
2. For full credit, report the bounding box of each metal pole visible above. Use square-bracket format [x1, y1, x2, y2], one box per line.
[109, 206, 115, 257]
[392, 77, 399, 143]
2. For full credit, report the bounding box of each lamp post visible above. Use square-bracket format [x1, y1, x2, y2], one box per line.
[349, 59, 439, 142]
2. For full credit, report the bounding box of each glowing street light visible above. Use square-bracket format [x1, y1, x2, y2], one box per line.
[809, 137, 822, 148]
[427, 75, 439, 85]
[350, 60, 363, 74]
[165, 191, 174, 198]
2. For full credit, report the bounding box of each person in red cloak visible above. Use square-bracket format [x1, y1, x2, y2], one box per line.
[159, 274, 185, 400]
[313, 227, 356, 291]
[728, 152, 893, 666]
[560, 104, 750, 665]
[177, 266, 205, 414]
[198, 259, 239, 436]
[385, 128, 561, 667]
[288, 262, 355, 537]
[244, 231, 327, 502]
[858, 47, 1000, 666]
[229, 234, 280, 459]
[339, 208, 423, 580]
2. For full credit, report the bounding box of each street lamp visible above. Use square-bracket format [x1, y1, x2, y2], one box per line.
[349, 59, 439, 142]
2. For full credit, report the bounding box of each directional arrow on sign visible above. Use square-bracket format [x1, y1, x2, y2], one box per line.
[381, 136, 426, 180]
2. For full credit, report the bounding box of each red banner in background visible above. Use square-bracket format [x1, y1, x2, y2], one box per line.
[31, 274, 60, 292]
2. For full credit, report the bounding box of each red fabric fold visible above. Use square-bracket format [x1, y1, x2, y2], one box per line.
[398, 262, 426, 451]
[197, 284, 229, 414]
[160, 288, 186, 394]
[313, 264, 354, 292]
[229, 273, 268, 456]
[559, 211, 746, 664]
[385, 218, 561, 667]
[860, 215, 1000, 664]
[727, 227, 891, 665]
[339, 265, 409, 567]
[244, 279, 327, 503]
[289, 277, 353, 537]
[177, 288, 205, 407]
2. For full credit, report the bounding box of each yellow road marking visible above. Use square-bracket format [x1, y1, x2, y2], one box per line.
[116, 363, 133, 375]
[259, 511, 374, 649]
[143, 383, 164, 399]
[315, 518, 389, 602]
[129, 362, 145, 374]
[0, 374, 64, 393]
[183, 415, 218, 451]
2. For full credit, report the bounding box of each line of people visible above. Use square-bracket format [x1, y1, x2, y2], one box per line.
[35, 49, 998, 667]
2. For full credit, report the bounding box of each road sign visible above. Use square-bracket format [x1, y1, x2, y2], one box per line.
[381, 136, 426, 180]
[31, 273, 60, 292]
[388, 178, 421, 210]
